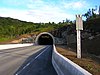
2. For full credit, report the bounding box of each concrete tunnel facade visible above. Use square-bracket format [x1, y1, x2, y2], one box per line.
[35, 32, 55, 45]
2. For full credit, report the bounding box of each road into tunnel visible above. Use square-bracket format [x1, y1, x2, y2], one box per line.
[35, 32, 54, 45]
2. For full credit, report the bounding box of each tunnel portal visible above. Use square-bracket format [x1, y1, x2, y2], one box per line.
[36, 32, 54, 45]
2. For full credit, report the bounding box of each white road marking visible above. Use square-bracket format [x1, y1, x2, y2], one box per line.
[0, 44, 33, 50]
[15, 45, 50, 75]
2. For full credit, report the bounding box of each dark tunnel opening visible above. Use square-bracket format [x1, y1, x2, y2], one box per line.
[38, 34, 53, 45]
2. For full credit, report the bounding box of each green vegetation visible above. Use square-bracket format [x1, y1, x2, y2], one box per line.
[0, 17, 72, 42]
[0, 37, 12, 42]
[83, 5, 100, 33]
[83, 5, 100, 20]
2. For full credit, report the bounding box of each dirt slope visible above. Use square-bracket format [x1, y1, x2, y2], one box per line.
[56, 45, 100, 75]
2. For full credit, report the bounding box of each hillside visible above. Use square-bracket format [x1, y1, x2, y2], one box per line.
[0, 17, 71, 43]
[55, 17, 100, 75]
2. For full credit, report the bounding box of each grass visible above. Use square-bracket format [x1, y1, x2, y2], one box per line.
[86, 64, 94, 71]
[0, 37, 13, 42]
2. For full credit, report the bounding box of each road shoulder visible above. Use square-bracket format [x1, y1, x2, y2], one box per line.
[56, 45, 100, 75]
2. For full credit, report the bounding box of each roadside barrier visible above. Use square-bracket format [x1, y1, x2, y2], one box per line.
[52, 45, 92, 75]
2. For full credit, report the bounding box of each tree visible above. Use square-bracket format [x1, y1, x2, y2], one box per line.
[99, 6, 100, 15]
[83, 6, 99, 20]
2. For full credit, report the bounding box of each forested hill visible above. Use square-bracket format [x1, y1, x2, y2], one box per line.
[0, 15, 100, 42]
[0, 17, 72, 42]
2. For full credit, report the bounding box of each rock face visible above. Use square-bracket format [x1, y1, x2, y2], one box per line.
[54, 31, 76, 45]
[54, 37, 66, 45]
[66, 34, 76, 44]
[51, 25, 76, 45]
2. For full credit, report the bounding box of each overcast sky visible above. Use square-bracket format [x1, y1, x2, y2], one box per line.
[0, 0, 100, 23]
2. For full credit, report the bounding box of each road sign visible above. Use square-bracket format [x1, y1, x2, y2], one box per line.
[76, 14, 83, 58]
[76, 15, 83, 30]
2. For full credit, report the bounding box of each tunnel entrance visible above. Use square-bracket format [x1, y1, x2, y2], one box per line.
[35, 32, 54, 45]
[38, 34, 53, 45]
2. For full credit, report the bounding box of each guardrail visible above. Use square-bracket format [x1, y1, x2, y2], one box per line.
[52, 45, 92, 75]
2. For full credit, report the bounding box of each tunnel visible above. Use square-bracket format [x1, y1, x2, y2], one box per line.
[35, 32, 54, 45]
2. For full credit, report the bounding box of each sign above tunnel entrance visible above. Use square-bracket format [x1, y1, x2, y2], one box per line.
[41, 35, 50, 38]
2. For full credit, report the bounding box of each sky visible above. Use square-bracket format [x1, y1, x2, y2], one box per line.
[0, 0, 100, 23]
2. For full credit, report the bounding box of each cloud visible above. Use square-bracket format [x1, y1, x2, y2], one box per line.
[62, 0, 88, 10]
[0, 8, 32, 22]
[0, 7, 71, 23]
[28, 8, 74, 23]
[1, 0, 87, 23]
[27, 0, 75, 23]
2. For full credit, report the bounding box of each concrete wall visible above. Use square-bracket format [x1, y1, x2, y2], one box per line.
[52, 45, 92, 75]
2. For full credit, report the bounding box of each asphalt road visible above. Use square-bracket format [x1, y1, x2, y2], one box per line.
[0, 45, 57, 75]
[0, 45, 45, 75]
[15, 45, 57, 75]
